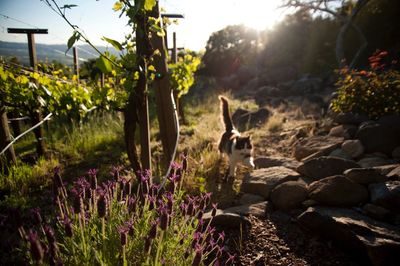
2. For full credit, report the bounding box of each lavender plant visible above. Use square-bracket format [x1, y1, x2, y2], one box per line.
[19, 159, 227, 265]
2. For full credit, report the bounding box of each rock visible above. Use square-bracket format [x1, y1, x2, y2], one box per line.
[357, 157, 389, 168]
[373, 164, 400, 175]
[223, 201, 272, 217]
[241, 167, 300, 198]
[238, 193, 265, 205]
[293, 136, 344, 161]
[392, 146, 400, 159]
[344, 168, 389, 184]
[333, 112, 369, 125]
[369, 181, 400, 213]
[308, 175, 368, 206]
[329, 124, 358, 139]
[387, 166, 400, 179]
[329, 148, 352, 160]
[363, 203, 392, 222]
[341, 139, 364, 158]
[297, 156, 360, 180]
[377, 114, 400, 130]
[232, 108, 250, 125]
[232, 108, 270, 130]
[302, 199, 318, 207]
[356, 124, 400, 156]
[271, 181, 308, 210]
[253, 156, 300, 170]
[297, 206, 400, 266]
[203, 211, 251, 229]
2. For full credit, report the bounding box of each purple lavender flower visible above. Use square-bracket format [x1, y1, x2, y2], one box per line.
[44, 225, 56, 244]
[117, 225, 129, 246]
[31, 207, 42, 225]
[196, 219, 204, 232]
[181, 153, 188, 172]
[111, 165, 122, 180]
[72, 191, 84, 214]
[125, 219, 135, 236]
[187, 199, 194, 216]
[225, 252, 236, 264]
[148, 195, 156, 211]
[144, 236, 152, 253]
[148, 220, 158, 239]
[97, 190, 107, 218]
[217, 231, 225, 246]
[62, 216, 73, 237]
[88, 168, 98, 190]
[211, 203, 218, 217]
[179, 202, 187, 216]
[128, 196, 137, 214]
[170, 161, 182, 170]
[27, 230, 44, 262]
[192, 246, 202, 266]
[191, 231, 202, 248]
[159, 209, 169, 231]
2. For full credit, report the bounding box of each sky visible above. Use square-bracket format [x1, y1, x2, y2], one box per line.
[0, 0, 288, 52]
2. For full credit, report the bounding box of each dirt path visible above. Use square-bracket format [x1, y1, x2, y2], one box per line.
[215, 127, 360, 265]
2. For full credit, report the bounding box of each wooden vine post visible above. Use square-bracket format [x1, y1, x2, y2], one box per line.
[124, 0, 152, 174]
[150, 5, 179, 167]
[7, 28, 48, 157]
[0, 105, 17, 167]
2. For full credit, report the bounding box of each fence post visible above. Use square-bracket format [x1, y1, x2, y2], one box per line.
[8, 28, 48, 157]
[150, 5, 179, 168]
[0, 105, 17, 166]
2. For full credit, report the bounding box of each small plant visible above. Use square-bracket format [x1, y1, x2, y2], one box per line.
[331, 50, 400, 119]
[18, 160, 228, 265]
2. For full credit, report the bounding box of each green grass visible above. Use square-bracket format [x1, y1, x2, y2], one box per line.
[0, 112, 127, 210]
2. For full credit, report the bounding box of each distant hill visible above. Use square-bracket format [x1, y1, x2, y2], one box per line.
[0, 41, 119, 66]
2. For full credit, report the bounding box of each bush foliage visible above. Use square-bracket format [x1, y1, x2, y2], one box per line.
[331, 51, 400, 119]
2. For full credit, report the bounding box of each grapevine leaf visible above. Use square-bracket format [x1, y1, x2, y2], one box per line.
[66, 31, 80, 54]
[96, 56, 113, 73]
[101, 36, 123, 51]
[144, 0, 156, 11]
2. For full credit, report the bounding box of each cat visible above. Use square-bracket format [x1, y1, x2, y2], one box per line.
[218, 96, 255, 179]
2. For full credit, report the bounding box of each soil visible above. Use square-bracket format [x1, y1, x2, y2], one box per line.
[221, 213, 360, 266]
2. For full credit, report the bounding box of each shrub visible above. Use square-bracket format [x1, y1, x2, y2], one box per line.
[331, 51, 400, 119]
[19, 162, 227, 265]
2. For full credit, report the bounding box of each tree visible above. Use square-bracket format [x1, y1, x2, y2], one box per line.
[282, 0, 370, 69]
[201, 25, 258, 76]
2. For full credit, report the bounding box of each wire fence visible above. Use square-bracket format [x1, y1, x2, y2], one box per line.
[0, 113, 53, 156]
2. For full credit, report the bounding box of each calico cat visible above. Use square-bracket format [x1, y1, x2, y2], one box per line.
[218, 96, 255, 178]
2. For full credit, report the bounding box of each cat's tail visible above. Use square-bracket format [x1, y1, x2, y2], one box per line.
[219, 96, 234, 132]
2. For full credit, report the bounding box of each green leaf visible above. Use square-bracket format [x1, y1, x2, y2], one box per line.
[144, 0, 156, 11]
[66, 31, 80, 54]
[96, 56, 113, 73]
[101, 37, 123, 51]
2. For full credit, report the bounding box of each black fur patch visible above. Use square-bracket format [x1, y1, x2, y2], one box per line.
[235, 137, 252, 150]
